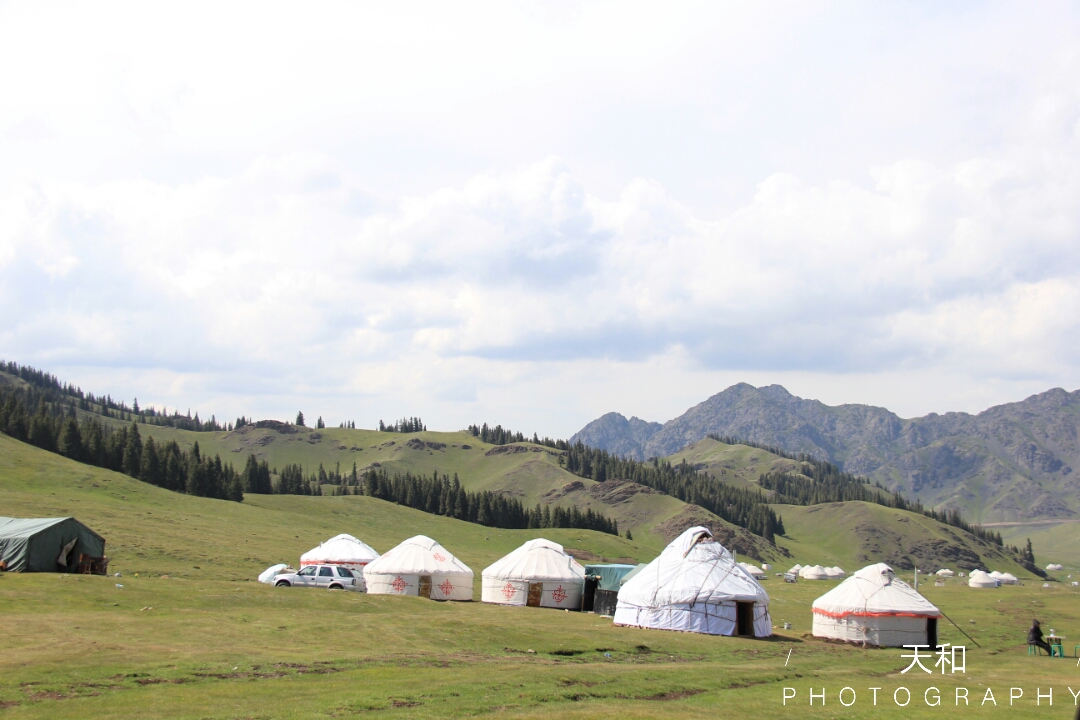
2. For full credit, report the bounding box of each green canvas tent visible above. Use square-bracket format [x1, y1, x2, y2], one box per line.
[0, 517, 106, 573]
[582, 564, 637, 615]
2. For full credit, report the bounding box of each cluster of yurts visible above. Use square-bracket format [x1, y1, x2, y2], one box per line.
[258, 526, 999, 647]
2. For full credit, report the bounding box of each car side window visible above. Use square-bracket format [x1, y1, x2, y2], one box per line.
[319, 567, 334, 577]
[336, 567, 353, 578]
[299, 567, 316, 576]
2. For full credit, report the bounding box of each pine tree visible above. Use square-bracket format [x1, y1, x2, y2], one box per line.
[296, 411, 306, 427]
[317, 416, 325, 429]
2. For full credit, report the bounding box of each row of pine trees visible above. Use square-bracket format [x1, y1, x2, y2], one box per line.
[0, 385, 243, 501]
[330, 468, 619, 534]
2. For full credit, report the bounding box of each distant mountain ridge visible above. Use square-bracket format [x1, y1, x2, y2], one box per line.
[571, 384, 1080, 523]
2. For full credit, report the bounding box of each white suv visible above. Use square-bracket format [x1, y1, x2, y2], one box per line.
[273, 565, 364, 592]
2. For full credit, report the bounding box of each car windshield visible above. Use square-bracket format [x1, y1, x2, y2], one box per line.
[336, 568, 353, 577]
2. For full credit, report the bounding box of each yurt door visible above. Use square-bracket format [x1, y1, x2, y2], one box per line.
[418, 575, 432, 598]
[581, 577, 598, 612]
[927, 618, 938, 649]
[736, 602, 754, 636]
[526, 583, 543, 607]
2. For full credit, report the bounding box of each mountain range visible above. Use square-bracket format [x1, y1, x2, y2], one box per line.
[571, 383, 1080, 523]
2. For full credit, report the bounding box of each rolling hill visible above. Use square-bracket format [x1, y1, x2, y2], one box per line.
[0, 362, 1050, 574]
[0, 431, 654, 578]
[572, 383, 1080, 524]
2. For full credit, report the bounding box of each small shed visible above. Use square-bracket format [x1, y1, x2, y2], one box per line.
[0, 517, 107, 573]
[582, 564, 637, 615]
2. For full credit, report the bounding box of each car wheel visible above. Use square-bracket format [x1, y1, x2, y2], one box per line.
[275, 580, 291, 587]
[328, 584, 343, 590]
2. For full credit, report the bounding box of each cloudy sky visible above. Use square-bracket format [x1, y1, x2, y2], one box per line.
[2, 1, 1078, 436]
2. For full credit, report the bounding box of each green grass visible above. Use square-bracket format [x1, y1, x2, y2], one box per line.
[772, 502, 1031, 577]
[995, 520, 1080, 574]
[666, 436, 805, 492]
[127, 423, 704, 548]
[0, 433, 659, 578]
[3, 436, 1080, 718]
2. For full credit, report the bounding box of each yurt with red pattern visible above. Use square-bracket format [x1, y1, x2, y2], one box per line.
[363, 535, 473, 601]
[481, 539, 585, 609]
[812, 563, 942, 647]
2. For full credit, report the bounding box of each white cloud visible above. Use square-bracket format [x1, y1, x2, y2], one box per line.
[1, 1, 1078, 435]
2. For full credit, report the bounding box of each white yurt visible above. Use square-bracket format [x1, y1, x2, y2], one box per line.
[258, 563, 293, 584]
[824, 566, 844, 579]
[831, 566, 847, 578]
[481, 538, 585, 609]
[988, 570, 1005, 582]
[968, 570, 999, 588]
[936, 568, 955, 578]
[812, 563, 942, 647]
[800, 565, 829, 580]
[998, 572, 1019, 585]
[301, 534, 380, 573]
[613, 526, 771, 637]
[1046, 563, 1063, 571]
[364, 535, 473, 601]
[739, 562, 767, 580]
[788, 564, 803, 574]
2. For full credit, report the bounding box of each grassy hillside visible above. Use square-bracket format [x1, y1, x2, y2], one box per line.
[665, 436, 806, 492]
[995, 519, 1080, 575]
[772, 502, 1030, 576]
[4, 434, 1080, 718]
[118, 422, 785, 561]
[0, 433, 657, 578]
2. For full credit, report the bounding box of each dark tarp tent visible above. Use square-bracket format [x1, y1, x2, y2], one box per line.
[0, 517, 107, 573]
[582, 564, 637, 615]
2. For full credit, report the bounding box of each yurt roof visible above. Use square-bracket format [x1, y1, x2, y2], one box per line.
[618, 527, 768, 608]
[936, 568, 954, 576]
[301, 534, 379, 564]
[789, 564, 803, 573]
[800, 565, 829, 579]
[1046, 563, 1063, 571]
[1000, 572, 1018, 582]
[483, 539, 586, 583]
[968, 570, 998, 587]
[364, 535, 473, 577]
[812, 563, 941, 619]
[988, 570, 1005, 579]
[739, 562, 766, 577]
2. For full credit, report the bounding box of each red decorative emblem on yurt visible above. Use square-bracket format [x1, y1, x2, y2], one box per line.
[552, 585, 567, 604]
[390, 576, 407, 593]
[439, 579, 455, 597]
[433, 552, 446, 562]
[501, 582, 516, 601]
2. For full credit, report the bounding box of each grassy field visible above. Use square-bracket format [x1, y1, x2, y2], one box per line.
[4, 435, 1080, 718]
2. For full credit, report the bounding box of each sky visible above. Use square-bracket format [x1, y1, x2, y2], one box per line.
[1, 1, 1078, 437]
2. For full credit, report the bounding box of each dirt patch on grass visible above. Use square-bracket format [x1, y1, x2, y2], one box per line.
[587, 479, 657, 505]
[541, 481, 586, 503]
[390, 699, 423, 708]
[563, 547, 637, 564]
[638, 689, 706, 701]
